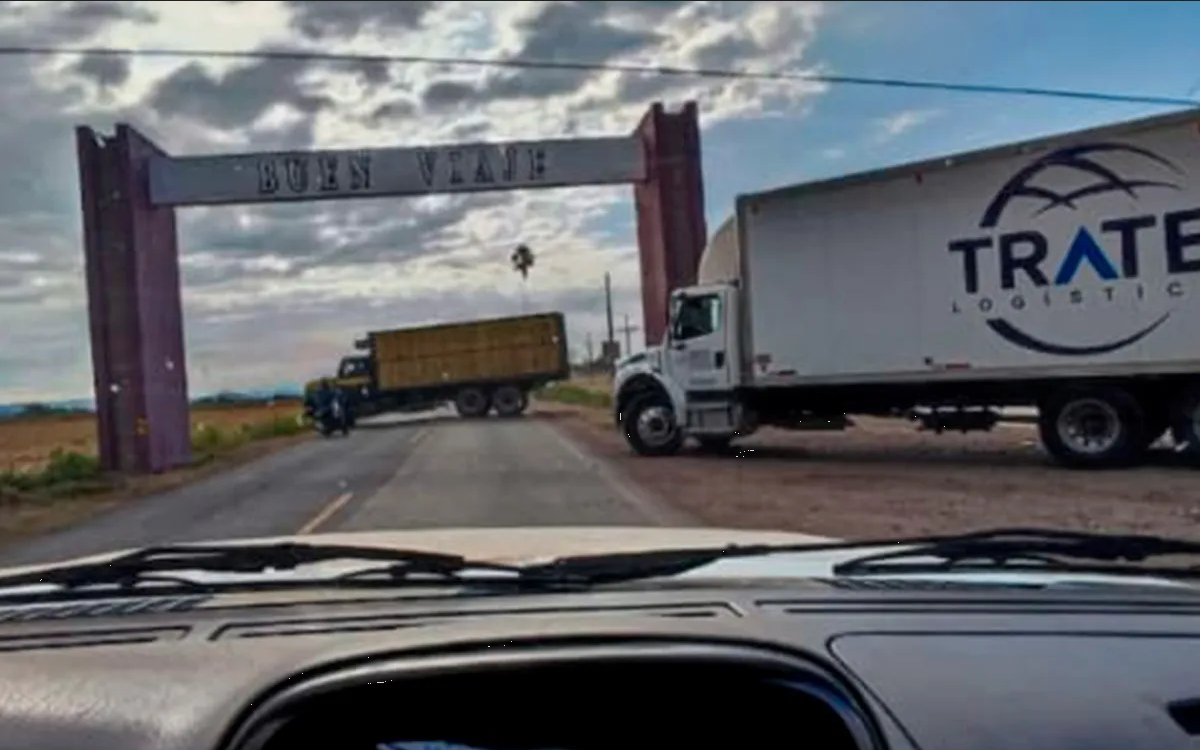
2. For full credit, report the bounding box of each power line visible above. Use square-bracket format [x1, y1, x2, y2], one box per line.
[5, 43, 1198, 108]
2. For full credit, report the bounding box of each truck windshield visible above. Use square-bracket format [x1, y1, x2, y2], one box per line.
[338, 359, 368, 378]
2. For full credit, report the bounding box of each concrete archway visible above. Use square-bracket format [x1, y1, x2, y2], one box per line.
[75, 101, 706, 473]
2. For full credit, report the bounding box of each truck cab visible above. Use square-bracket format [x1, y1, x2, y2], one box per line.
[303, 355, 373, 416]
[335, 355, 371, 385]
[613, 283, 749, 455]
[666, 284, 739, 393]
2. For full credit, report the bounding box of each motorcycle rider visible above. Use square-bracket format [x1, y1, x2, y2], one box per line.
[312, 379, 349, 433]
[313, 378, 333, 411]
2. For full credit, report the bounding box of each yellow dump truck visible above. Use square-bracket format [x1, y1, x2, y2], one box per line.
[306, 312, 569, 419]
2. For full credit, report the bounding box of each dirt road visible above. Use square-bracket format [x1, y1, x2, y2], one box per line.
[541, 403, 1200, 540]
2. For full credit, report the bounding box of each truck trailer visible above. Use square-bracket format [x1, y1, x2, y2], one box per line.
[613, 107, 1200, 468]
[307, 312, 569, 420]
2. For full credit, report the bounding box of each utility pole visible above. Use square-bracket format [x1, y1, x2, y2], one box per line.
[618, 314, 640, 354]
[600, 272, 620, 370]
[604, 273, 615, 347]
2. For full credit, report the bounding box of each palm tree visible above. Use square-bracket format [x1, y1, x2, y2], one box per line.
[511, 244, 534, 311]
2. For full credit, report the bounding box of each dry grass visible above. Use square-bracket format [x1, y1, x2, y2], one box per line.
[0, 431, 313, 549]
[0, 400, 304, 473]
[532, 375, 613, 413]
[569, 374, 613, 394]
[0, 400, 314, 547]
[0, 400, 312, 547]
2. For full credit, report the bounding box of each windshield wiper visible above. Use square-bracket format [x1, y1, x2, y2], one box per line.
[0, 541, 528, 594]
[7, 528, 1200, 600]
[827, 527, 1200, 578]
[520, 528, 1200, 584]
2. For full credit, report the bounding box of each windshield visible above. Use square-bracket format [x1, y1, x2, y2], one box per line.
[1, 1, 1199, 595]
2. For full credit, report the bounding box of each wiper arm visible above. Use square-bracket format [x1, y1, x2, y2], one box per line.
[12, 528, 1199, 598]
[520, 528, 1200, 586]
[519, 544, 783, 585]
[0, 541, 524, 593]
[830, 528, 1200, 577]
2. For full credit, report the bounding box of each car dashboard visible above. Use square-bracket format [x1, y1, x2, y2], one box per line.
[3, 583, 1200, 750]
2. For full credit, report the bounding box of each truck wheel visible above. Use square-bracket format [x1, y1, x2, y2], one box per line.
[622, 391, 683, 457]
[1037, 387, 1147, 469]
[454, 387, 491, 419]
[493, 385, 525, 418]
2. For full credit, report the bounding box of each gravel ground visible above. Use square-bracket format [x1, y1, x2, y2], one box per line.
[536, 403, 1200, 540]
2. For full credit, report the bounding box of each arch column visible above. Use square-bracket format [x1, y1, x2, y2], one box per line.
[633, 101, 708, 347]
[77, 124, 190, 473]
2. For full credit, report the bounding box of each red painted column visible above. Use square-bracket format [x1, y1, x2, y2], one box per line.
[76, 125, 191, 473]
[633, 101, 708, 347]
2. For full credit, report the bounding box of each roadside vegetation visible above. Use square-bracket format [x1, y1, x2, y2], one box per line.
[189, 411, 309, 465]
[535, 383, 612, 409]
[0, 400, 311, 544]
[534, 375, 612, 410]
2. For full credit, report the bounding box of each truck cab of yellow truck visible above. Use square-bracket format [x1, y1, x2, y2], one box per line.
[303, 355, 373, 420]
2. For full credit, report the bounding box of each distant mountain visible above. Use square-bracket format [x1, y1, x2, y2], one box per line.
[0, 384, 304, 419]
[191, 389, 303, 406]
[0, 399, 92, 418]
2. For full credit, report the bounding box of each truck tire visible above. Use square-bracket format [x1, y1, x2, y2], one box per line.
[492, 385, 525, 418]
[622, 391, 684, 457]
[454, 387, 491, 419]
[1037, 387, 1147, 469]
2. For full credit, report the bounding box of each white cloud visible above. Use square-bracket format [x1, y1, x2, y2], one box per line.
[0, 0, 830, 402]
[875, 107, 942, 142]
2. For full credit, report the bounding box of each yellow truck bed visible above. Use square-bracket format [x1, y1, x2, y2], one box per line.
[371, 312, 569, 392]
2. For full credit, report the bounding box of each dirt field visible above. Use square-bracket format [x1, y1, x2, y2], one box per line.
[0, 400, 304, 472]
[538, 402, 1200, 541]
[0, 401, 310, 547]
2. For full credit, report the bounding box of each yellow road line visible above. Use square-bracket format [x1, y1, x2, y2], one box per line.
[297, 491, 354, 535]
[297, 427, 427, 534]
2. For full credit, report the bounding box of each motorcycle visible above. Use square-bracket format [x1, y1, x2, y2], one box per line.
[313, 395, 351, 437]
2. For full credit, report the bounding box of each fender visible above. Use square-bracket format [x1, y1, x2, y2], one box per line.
[612, 354, 687, 429]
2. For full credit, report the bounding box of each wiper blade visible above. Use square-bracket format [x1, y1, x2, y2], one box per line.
[520, 528, 1200, 586]
[11, 528, 1199, 598]
[830, 527, 1200, 577]
[520, 544, 782, 584]
[0, 541, 524, 593]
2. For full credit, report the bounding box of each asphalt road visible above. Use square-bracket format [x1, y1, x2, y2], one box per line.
[0, 410, 685, 567]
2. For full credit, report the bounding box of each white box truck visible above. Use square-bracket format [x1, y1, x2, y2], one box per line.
[613, 107, 1200, 468]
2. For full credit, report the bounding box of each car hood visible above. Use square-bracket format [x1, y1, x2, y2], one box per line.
[0, 526, 1193, 593]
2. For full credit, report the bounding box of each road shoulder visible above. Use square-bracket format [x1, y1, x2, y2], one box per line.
[0, 433, 312, 552]
[536, 400, 1200, 541]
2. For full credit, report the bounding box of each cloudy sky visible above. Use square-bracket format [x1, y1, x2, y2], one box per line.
[1, 0, 1198, 403]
